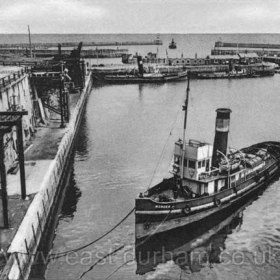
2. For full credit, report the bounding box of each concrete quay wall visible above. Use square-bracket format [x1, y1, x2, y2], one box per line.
[1, 73, 93, 280]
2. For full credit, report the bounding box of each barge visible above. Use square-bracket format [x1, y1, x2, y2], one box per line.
[135, 77, 280, 239]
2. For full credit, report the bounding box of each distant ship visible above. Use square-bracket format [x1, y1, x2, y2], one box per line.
[169, 38, 177, 49]
[196, 69, 258, 79]
[135, 76, 280, 239]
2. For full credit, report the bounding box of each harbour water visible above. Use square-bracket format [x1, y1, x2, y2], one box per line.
[25, 34, 280, 280]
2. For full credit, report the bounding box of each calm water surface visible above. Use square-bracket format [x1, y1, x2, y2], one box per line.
[24, 33, 280, 280]
[34, 75, 280, 280]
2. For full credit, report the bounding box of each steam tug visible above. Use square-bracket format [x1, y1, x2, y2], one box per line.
[104, 56, 187, 84]
[135, 77, 280, 239]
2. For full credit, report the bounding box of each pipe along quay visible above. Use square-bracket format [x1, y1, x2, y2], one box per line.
[0, 44, 95, 280]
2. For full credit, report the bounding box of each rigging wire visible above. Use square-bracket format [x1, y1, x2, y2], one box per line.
[79, 79, 191, 278]
[147, 86, 189, 190]
[102, 209, 173, 280]
[8, 80, 191, 276]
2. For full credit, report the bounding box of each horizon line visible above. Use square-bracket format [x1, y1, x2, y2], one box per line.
[1, 32, 280, 35]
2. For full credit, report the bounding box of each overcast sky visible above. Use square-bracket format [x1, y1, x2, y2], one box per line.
[0, 0, 279, 34]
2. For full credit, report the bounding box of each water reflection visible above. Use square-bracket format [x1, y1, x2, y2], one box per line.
[135, 171, 280, 278]
[60, 115, 88, 218]
[74, 114, 89, 160]
[60, 167, 81, 219]
[29, 156, 77, 279]
[135, 206, 244, 275]
[29, 116, 89, 279]
[138, 84, 144, 100]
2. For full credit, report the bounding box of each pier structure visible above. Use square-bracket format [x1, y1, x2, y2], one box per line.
[0, 47, 129, 59]
[0, 43, 93, 280]
[0, 39, 162, 50]
[211, 41, 280, 57]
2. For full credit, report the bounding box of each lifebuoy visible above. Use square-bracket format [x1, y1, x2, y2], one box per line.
[214, 198, 221, 207]
[182, 205, 191, 215]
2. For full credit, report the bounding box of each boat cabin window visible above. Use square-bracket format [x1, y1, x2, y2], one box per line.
[231, 175, 236, 182]
[214, 180, 218, 192]
[206, 159, 210, 171]
[204, 185, 208, 194]
[200, 183, 208, 195]
[189, 160, 196, 169]
[202, 160, 205, 167]
[198, 161, 202, 168]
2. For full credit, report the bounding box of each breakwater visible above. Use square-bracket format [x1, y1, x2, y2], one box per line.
[212, 41, 280, 56]
[0, 72, 93, 280]
[0, 40, 162, 50]
[0, 48, 129, 59]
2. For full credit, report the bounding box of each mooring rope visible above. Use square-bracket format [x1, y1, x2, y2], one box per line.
[101, 209, 173, 280]
[12, 207, 135, 261]
[78, 245, 125, 280]
[49, 207, 135, 259]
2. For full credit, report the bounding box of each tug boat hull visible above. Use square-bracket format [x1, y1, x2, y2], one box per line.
[135, 142, 280, 239]
[103, 71, 188, 84]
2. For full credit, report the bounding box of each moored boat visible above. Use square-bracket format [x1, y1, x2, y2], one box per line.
[136, 203, 246, 275]
[135, 76, 280, 240]
[103, 71, 188, 84]
[103, 56, 187, 84]
[169, 38, 177, 49]
[196, 69, 258, 79]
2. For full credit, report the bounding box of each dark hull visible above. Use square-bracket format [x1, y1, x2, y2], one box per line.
[135, 142, 280, 239]
[103, 73, 187, 84]
[196, 72, 274, 79]
[136, 194, 258, 274]
[197, 73, 248, 79]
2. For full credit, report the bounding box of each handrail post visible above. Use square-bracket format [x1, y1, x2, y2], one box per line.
[0, 130, 9, 228]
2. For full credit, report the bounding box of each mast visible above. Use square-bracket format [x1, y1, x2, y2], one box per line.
[28, 25, 32, 58]
[180, 74, 190, 180]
